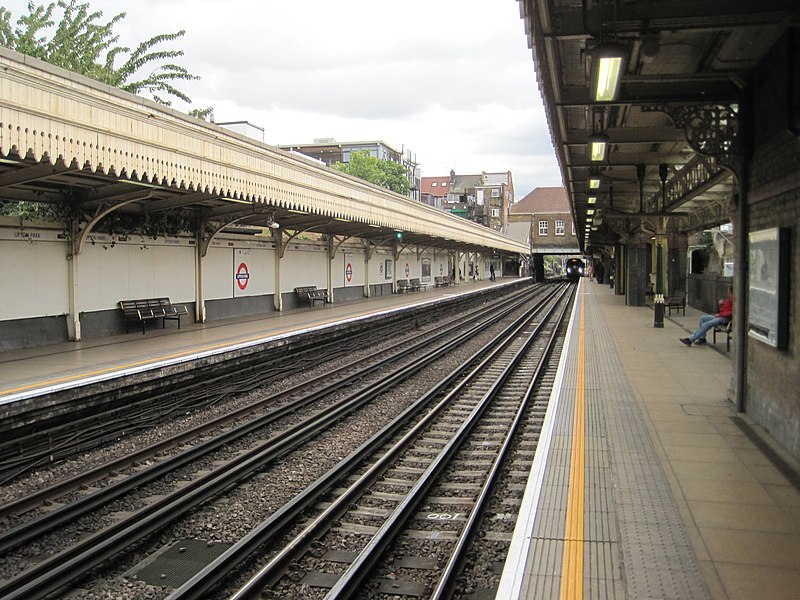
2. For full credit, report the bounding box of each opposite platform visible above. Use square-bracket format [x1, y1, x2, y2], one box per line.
[500, 279, 800, 600]
[0, 279, 511, 404]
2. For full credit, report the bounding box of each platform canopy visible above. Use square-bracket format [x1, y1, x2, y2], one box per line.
[518, 0, 798, 251]
[0, 48, 527, 255]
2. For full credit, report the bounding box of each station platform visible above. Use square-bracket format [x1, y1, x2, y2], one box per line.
[499, 279, 800, 600]
[0, 278, 509, 404]
[2, 278, 798, 600]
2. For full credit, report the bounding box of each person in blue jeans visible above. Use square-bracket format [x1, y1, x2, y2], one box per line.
[680, 287, 733, 346]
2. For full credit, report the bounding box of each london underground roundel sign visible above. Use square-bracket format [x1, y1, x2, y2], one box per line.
[236, 262, 250, 290]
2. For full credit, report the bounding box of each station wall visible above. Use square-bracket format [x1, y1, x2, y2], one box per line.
[0, 235, 69, 319]
[741, 30, 800, 461]
[78, 241, 196, 310]
[0, 222, 454, 350]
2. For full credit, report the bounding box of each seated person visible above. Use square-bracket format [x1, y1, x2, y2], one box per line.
[680, 287, 733, 346]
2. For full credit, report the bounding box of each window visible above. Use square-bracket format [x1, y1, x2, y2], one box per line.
[476, 189, 484, 205]
[555, 219, 565, 235]
[492, 208, 500, 218]
[431, 182, 437, 187]
[539, 220, 548, 236]
[491, 188, 500, 198]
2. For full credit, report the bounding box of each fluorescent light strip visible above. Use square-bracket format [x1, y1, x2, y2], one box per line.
[595, 56, 623, 101]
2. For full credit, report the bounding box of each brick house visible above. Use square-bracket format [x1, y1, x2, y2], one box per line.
[509, 187, 580, 254]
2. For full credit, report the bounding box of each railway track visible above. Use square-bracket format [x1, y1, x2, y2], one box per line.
[0, 290, 527, 516]
[0, 283, 568, 600]
[168, 282, 574, 599]
[0, 282, 524, 485]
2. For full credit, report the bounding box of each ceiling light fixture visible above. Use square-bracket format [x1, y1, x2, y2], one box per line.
[588, 196, 597, 204]
[265, 212, 280, 229]
[588, 133, 609, 162]
[590, 43, 627, 102]
[589, 176, 601, 189]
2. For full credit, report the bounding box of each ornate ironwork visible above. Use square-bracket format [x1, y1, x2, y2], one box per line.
[642, 103, 741, 175]
[651, 154, 728, 211]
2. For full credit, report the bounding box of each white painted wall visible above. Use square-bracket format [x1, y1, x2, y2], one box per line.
[204, 246, 233, 300]
[280, 246, 327, 291]
[0, 223, 484, 326]
[397, 252, 418, 280]
[232, 247, 275, 297]
[78, 240, 195, 309]
[342, 251, 365, 287]
[0, 237, 68, 319]
[370, 251, 394, 284]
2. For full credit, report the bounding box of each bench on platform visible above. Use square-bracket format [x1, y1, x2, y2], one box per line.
[434, 275, 455, 287]
[294, 286, 328, 307]
[410, 278, 428, 292]
[665, 293, 686, 316]
[119, 297, 188, 334]
[713, 320, 733, 352]
[396, 279, 412, 293]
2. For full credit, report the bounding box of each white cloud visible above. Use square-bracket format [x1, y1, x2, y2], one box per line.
[1, 0, 561, 197]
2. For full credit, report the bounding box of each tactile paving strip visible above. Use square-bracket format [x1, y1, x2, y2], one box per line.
[519, 288, 711, 599]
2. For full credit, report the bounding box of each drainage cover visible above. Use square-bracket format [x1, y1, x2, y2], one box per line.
[127, 538, 232, 588]
[378, 579, 427, 596]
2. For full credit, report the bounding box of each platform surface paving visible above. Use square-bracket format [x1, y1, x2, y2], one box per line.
[499, 280, 800, 600]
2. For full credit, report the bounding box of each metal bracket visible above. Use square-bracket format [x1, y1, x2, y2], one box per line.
[642, 103, 741, 175]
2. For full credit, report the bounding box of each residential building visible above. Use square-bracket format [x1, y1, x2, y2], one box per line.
[279, 138, 420, 201]
[509, 187, 579, 254]
[426, 170, 514, 233]
[419, 175, 451, 209]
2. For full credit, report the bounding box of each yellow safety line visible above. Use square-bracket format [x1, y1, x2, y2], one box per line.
[0, 311, 374, 397]
[559, 290, 586, 600]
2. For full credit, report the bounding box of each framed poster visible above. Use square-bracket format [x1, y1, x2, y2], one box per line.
[748, 227, 789, 349]
[384, 259, 393, 280]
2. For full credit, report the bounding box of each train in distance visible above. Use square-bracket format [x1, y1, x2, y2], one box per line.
[565, 257, 585, 281]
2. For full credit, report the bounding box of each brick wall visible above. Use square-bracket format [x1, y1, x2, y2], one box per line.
[744, 30, 800, 460]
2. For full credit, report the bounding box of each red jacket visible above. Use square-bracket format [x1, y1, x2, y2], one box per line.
[717, 297, 733, 319]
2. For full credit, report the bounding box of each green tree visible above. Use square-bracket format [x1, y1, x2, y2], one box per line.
[333, 150, 411, 196]
[0, 0, 206, 111]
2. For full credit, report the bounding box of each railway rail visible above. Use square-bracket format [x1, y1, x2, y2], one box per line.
[0, 282, 525, 484]
[0, 282, 571, 600]
[187, 281, 574, 599]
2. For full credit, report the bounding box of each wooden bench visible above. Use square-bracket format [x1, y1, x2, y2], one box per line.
[396, 279, 412, 293]
[294, 286, 328, 307]
[664, 293, 686, 316]
[713, 320, 733, 351]
[434, 276, 447, 288]
[410, 278, 428, 291]
[119, 297, 188, 334]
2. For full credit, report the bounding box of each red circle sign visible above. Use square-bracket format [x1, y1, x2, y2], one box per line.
[345, 262, 353, 282]
[236, 262, 250, 290]
[405, 263, 410, 277]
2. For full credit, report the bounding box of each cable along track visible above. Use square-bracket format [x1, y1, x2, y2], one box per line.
[168, 282, 574, 600]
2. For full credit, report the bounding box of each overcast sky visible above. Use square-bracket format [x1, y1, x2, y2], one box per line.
[2, 0, 562, 199]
